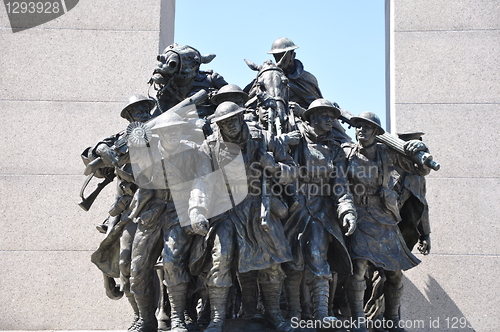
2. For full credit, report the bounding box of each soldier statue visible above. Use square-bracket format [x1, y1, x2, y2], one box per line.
[194, 101, 297, 332]
[343, 112, 431, 332]
[283, 99, 357, 327]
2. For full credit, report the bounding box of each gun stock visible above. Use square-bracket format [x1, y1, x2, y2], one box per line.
[78, 173, 115, 211]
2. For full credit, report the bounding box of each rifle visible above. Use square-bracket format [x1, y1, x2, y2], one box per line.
[79, 89, 209, 209]
[339, 110, 440, 171]
[78, 172, 115, 211]
[260, 104, 279, 232]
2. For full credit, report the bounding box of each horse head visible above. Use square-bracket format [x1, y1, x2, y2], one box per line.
[245, 59, 290, 134]
[150, 44, 216, 107]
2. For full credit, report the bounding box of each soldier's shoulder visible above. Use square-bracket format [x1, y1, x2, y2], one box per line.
[246, 121, 263, 139]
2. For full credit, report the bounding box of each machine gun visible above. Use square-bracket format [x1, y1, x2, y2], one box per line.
[339, 110, 440, 171]
[79, 89, 209, 211]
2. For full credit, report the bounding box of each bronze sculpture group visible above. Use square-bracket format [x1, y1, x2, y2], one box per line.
[80, 38, 436, 332]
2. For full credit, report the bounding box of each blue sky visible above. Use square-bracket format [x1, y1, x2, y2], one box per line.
[174, 0, 386, 136]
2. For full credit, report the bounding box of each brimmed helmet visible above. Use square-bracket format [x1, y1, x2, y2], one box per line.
[211, 84, 249, 105]
[302, 99, 341, 122]
[120, 95, 155, 119]
[351, 112, 385, 134]
[267, 37, 299, 54]
[151, 111, 188, 131]
[210, 101, 246, 123]
[397, 132, 424, 141]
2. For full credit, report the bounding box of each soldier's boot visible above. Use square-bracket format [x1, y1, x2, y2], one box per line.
[205, 286, 229, 332]
[346, 279, 368, 332]
[284, 270, 302, 319]
[310, 278, 338, 329]
[135, 293, 158, 332]
[384, 285, 406, 332]
[238, 271, 264, 322]
[167, 283, 188, 332]
[125, 292, 141, 332]
[260, 282, 294, 332]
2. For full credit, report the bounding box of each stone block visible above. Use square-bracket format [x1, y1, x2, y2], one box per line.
[0, 28, 159, 102]
[394, 0, 500, 31]
[424, 178, 500, 255]
[393, 103, 500, 179]
[0, 250, 130, 330]
[402, 255, 500, 332]
[0, 175, 117, 251]
[393, 30, 500, 104]
[0, 0, 162, 31]
[0, 100, 127, 175]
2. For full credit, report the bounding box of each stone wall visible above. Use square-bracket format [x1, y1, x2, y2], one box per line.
[0, 0, 174, 329]
[388, 1, 500, 331]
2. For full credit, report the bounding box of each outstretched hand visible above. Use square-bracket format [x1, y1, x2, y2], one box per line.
[343, 212, 357, 236]
[189, 208, 209, 236]
[95, 144, 119, 166]
[418, 234, 431, 255]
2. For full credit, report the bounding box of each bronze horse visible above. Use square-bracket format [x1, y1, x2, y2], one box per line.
[244, 59, 295, 135]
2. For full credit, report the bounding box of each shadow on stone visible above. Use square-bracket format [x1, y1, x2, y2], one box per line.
[403, 275, 475, 331]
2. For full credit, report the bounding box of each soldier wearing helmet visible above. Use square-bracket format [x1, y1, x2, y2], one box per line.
[342, 112, 431, 332]
[263, 38, 350, 143]
[189, 101, 296, 332]
[126, 111, 213, 332]
[267, 37, 321, 109]
[82, 94, 156, 331]
[282, 98, 357, 323]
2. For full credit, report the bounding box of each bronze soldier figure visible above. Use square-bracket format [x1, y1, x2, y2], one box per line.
[283, 99, 356, 326]
[127, 112, 213, 332]
[195, 101, 296, 332]
[82, 95, 156, 332]
[343, 112, 431, 332]
[266, 37, 350, 143]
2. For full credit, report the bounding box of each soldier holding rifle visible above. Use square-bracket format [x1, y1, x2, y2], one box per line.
[81, 95, 155, 332]
[343, 112, 432, 332]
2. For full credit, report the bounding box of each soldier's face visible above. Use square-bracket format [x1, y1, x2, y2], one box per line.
[218, 114, 243, 139]
[273, 51, 295, 70]
[129, 103, 152, 123]
[311, 110, 336, 134]
[159, 126, 182, 151]
[356, 122, 377, 146]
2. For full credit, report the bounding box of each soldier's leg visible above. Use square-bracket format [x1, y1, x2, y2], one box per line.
[130, 220, 163, 332]
[346, 258, 369, 332]
[258, 265, 294, 332]
[384, 269, 406, 332]
[162, 224, 193, 332]
[119, 220, 140, 331]
[204, 219, 235, 332]
[303, 220, 336, 324]
[237, 270, 263, 322]
[282, 263, 302, 319]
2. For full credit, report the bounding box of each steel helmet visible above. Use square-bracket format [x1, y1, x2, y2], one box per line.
[302, 99, 341, 122]
[267, 37, 299, 54]
[211, 84, 249, 106]
[210, 101, 246, 123]
[151, 111, 188, 131]
[351, 111, 385, 134]
[120, 95, 155, 119]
